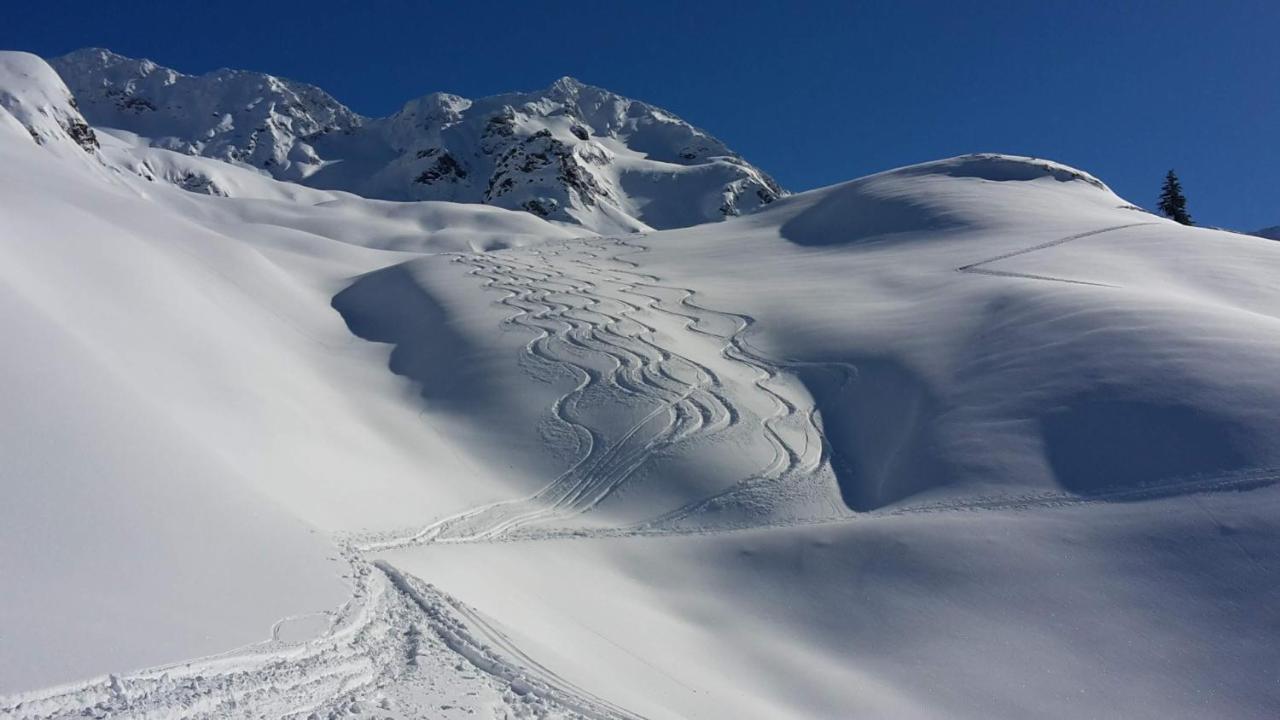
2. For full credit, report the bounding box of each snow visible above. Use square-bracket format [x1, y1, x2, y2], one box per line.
[385, 487, 1280, 719]
[3, 50, 1279, 719]
[0, 52, 580, 696]
[0, 51, 101, 164]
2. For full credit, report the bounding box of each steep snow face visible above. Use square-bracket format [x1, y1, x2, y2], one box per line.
[51, 50, 783, 233]
[0, 52, 99, 159]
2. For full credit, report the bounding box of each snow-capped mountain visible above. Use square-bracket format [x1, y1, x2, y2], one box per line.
[51, 48, 783, 233]
[6, 48, 1280, 720]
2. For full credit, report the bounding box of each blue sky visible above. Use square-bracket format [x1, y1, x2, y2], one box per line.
[5, 1, 1277, 229]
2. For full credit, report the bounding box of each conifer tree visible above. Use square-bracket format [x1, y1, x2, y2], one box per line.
[1158, 170, 1193, 225]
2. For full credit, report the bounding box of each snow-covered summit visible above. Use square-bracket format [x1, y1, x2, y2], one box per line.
[50, 50, 784, 233]
[753, 152, 1134, 249]
[894, 153, 1109, 187]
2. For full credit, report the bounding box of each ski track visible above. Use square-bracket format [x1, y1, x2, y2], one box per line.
[2, 541, 641, 720]
[956, 221, 1159, 286]
[10, 230, 1278, 719]
[380, 235, 848, 548]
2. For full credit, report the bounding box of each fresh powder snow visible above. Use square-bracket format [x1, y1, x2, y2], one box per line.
[1, 49, 1278, 720]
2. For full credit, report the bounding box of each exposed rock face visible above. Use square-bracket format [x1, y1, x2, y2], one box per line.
[51, 49, 784, 232]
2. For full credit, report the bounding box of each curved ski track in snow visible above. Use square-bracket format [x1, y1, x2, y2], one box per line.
[369, 235, 848, 549]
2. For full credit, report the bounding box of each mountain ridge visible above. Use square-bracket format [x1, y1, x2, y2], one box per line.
[50, 48, 784, 233]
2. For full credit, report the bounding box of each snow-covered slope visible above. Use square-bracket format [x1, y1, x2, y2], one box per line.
[0, 50, 582, 697]
[343, 153, 1280, 530]
[0, 52, 100, 161]
[349, 153, 1280, 719]
[3, 49, 1278, 720]
[51, 48, 783, 233]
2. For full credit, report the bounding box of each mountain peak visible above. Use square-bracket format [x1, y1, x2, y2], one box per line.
[59, 47, 163, 76]
[59, 47, 124, 63]
[548, 75, 586, 95]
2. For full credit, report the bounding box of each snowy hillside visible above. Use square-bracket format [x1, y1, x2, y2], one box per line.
[52, 48, 783, 233]
[3, 49, 1279, 720]
[0, 52, 100, 159]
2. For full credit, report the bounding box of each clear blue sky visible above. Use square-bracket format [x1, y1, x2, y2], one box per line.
[5, 1, 1277, 229]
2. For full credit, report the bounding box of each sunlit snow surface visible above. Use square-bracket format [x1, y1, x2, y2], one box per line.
[2, 51, 1279, 719]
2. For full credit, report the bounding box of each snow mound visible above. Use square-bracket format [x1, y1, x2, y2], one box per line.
[894, 152, 1111, 189]
[774, 154, 1128, 247]
[627, 164, 1280, 513]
